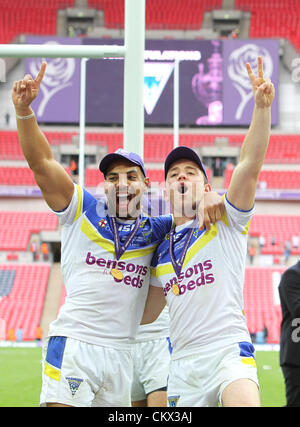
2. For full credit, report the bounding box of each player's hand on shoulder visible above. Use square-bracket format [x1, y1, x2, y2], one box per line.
[200, 190, 224, 231]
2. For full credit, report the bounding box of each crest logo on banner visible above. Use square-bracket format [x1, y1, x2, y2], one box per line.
[227, 43, 273, 120]
[144, 62, 174, 115]
[29, 41, 76, 118]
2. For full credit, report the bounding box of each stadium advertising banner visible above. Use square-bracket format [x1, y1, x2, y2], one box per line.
[83, 37, 279, 126]
[25, 36, 81, 123]
[25, 37, 279, 126]
[222, 39, 279, 126]
[83, 38, 224, 126]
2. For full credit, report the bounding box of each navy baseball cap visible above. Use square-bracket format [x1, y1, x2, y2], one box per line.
[164, 146, 208, 180]
[99, 149, 147, 177]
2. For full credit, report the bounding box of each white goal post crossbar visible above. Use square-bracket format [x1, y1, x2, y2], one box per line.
[0, 0, 145, 187]
[0, 44, 126, 58]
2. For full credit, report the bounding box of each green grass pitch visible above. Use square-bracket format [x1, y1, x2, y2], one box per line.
[0, 347, 286, 407]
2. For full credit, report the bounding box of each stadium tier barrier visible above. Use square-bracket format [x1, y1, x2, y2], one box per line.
[1, 131, 300, 163]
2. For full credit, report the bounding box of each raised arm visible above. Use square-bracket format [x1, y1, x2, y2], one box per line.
[12, 61, 74, 211]
[226, 56, 275, 211]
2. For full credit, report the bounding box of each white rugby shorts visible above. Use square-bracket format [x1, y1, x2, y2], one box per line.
[131, 337, 172, 401]
[167, 341, 259, 407]
[40, 336, 133, 407]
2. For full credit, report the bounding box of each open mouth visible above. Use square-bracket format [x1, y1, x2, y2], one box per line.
[178, 182, 188, 194]
[116, 194, 131, 218]
[117, 193, 133, 205]
[116, 192, 138, 217]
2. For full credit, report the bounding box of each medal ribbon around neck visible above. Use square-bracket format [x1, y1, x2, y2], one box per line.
[110, 215, 142, 260]
[109, 215, 142, 281]
[169, 224, 196, 295]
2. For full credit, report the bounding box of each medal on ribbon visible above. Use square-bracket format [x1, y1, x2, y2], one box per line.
[109, 216, 142, 281]
[169, 225, 196, 296]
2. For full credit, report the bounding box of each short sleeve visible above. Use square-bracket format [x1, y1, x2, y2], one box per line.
[151, 214, 173, 241]
[53, 184, 97, 226]
[222, 193, 254, 235]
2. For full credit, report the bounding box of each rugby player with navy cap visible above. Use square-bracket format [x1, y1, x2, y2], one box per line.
[12, 61, 224, 407]
[142, 56, 275, 407]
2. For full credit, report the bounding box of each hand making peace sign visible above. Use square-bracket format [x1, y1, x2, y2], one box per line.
[246, 56, 275, 108]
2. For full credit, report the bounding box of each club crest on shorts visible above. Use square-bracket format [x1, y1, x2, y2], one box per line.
[168, 395, 180, 407]
[66, 377, 83, 397]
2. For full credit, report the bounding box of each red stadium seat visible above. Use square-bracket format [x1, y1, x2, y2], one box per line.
[235, 0, 300, 52]
[0, 165, 71, 186]
[0, 0, 74, 43]
[225, 166, 300, 190]
[243, 267, 285, 343]
[88, 0, 222, 30]
[0, 264, 50, 340]
[0, 212, 58, 251]
[1, 131, 300, 164]
[248, 215, 300, 256]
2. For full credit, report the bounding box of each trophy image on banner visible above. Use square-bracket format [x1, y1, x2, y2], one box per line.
[191, 40, 223, 125]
